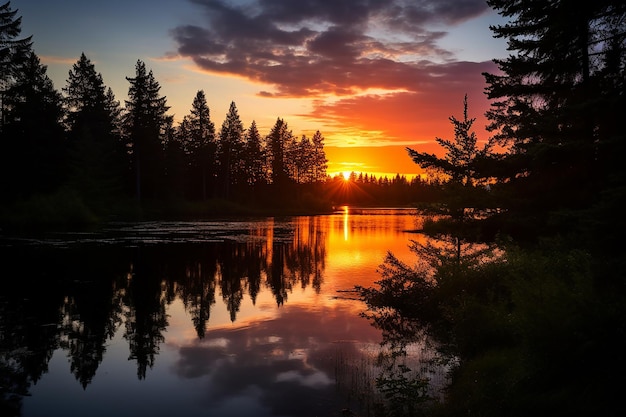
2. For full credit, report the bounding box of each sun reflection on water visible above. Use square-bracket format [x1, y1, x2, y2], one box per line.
[343, 205, 349, 241]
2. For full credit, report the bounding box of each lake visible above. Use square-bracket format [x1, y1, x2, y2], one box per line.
[1, 207, 444, 417]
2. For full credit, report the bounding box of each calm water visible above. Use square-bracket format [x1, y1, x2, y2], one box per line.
[1, 207, 439, 417]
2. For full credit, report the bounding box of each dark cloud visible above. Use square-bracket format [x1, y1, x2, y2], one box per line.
[171, 0, 491, 97]
[258, 0, 385, 26]
[306, 26, 364, 60]
[173, 25, 226, 56]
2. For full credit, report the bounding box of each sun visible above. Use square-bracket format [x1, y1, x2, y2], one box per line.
[326, 170, 372, 205]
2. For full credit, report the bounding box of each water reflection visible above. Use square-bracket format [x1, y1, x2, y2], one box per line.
[1, 208, 429, 416]
[172, 303, 381, 416]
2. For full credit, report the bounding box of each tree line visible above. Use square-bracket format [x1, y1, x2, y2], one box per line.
[0, 2, 338, 219]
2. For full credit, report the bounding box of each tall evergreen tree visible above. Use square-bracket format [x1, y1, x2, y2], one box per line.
[63, 53, 126, 207]
[406, 95, 496, 254]
[0, 51, 65, 201]
[241, 120, 266, 188]
[104, 87, 124, 144]
[283, 134, 299, 183]
[483, 0, 626, 237]
[0, 1, 32, 128]
[124, 60, 170, 201]
[179, 90, 216, 200]
[311, 130, 328, 183]
[407, 95, 493, 188]
[287, 135, 313, 184]
[216, 101, 244, 198]
[267, 117, 292, 188]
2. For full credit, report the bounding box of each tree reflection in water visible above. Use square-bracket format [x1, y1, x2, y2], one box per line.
[1, 211, 439, 416]
[0, 218, 332, 414]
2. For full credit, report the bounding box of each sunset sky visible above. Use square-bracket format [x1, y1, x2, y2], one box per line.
[16, 0, 507, 178]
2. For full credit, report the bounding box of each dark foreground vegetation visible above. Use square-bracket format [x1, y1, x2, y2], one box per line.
[356, 1, 626, 416]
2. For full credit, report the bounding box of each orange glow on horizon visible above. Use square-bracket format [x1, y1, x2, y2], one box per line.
[325, 145, 424, 180]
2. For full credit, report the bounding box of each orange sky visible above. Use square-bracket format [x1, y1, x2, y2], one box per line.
[324, 146, 421, 179]
[304, 77, 495, 177]
[20, 0, 507, 178]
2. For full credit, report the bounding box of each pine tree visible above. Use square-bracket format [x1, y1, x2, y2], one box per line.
[179, 90, 216, 200]
[311, 130, 328, 183]
[124, 60, 170, 201]
[63, 53, 126, 207]
[0, 1, 31, 80]
[1, 51, 65, 201]
[242, 120, 266, 188]
[406, 95, 496, 249]
[483, 0, 626, 235]
[287, 134, 313, 184]
[104, 87, 124, 143]
[0, 1, 32, 128]
[408, 95, 493, 188]
[217, 101, 244, 198]
[283, 134, 299, 183]
[267, 117, 292, 187]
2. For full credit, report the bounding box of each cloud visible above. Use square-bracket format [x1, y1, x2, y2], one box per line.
[304, 60, 498, 148]
[170, 0, 492, 97]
